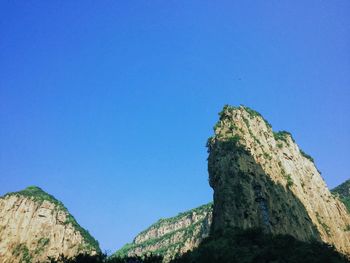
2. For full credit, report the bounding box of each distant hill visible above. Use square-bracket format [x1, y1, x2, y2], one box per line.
[113, 203, 212, 262]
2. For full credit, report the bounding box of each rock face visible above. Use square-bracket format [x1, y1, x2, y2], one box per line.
[0, 186, 100, 263]
[332, 180, 350, 213]
[114, 203, 212, 262]
[207, 105, 350, 255]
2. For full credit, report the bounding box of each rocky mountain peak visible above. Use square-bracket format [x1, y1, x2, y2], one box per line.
[0, 186, 100, 263]
[4, 186, 63, 206]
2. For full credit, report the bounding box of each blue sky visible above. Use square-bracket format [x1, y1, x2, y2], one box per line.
[0, 0, 349, 253]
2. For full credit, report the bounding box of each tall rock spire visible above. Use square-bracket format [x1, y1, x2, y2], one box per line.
[207, 105, 350, 255]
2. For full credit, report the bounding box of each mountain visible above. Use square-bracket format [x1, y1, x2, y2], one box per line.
[113, 203, 212, 262]
[114, 105, 350, 261]
[2, 106, 349, 262]
[207, 105, 350, 255]
[332, 180, 350, 213]
[0, 186, 100, 263]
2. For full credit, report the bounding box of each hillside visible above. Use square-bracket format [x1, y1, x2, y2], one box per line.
[113, 203, 212, 262]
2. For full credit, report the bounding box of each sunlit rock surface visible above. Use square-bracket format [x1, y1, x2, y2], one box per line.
[0, 186, 100, 263]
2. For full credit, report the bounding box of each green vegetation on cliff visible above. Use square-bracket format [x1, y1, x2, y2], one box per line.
[12, 243, 32, 263]
[4, 186, 65, 208]
[217, 105, 272, 129]
[273, 130, 294, 144]
[300, 149, 315, 163]
[34, 238, 50, 255]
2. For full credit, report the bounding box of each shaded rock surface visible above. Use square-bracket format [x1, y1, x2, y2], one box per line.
[114, 203, 212, 262]
[207, 105, 350, 255]
[0, 186, 100, 263]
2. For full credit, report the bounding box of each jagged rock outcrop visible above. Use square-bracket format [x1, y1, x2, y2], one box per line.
[332, 180, 350, 213]
[0, 186, 100, 263]
[114, 203, 212, 262]
[207, 105, 350, 255]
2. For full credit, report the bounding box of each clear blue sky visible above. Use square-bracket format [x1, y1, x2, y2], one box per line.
[0, 0, 349, 253]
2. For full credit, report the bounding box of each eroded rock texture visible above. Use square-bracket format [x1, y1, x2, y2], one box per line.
[0, 186, 100, 263]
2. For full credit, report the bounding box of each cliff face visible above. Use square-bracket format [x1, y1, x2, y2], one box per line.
[114, 203, 212, 262]
[207, 105, 350, 255]
[0, 186, 100, 263]
[332, 180, 350, 213]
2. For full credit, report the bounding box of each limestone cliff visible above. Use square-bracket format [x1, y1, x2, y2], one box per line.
[207, 105, 350, 255]
[0, 186, 100, 263]
[114, 203, 212, 262]
[332, 180, 350, 213]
